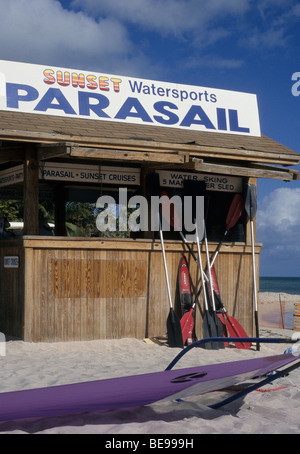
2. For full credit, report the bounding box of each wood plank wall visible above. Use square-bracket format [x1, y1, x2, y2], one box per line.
[0, 238, 260, 342]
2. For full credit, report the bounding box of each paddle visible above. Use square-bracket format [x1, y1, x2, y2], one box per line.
[210, 265, 251, 349]
[158, 214, 184, 349]
[210, 193, 244, 268]
[178, 192, 244, 268]
[244, 183, 260, 351]
[180, 287, 202, 345]
[205, 265, 228, 346]
[195, 222, 218, 349]
[174, 196, 249, 348]
[182, 251, 251, 349]
[203, 220, 225, 348]
[178, 256, 194, 344]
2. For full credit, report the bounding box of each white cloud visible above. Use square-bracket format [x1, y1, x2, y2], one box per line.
[0, 0, 298, 77]
[257, 187, 300, 255]
[257, 187, 300, 275]
[71, 0, 251, 37]
[0, 0, 148, 75]
[258, 187, 300, 231]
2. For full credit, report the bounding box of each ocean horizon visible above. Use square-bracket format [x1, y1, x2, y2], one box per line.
[259, 277, 300, 295]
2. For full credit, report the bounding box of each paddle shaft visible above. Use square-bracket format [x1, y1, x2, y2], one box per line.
[250, 219, 260, 347]
[245, 184, 259, 351]
[195, 222, 217, 349]
[159, 220, 173, 310]
[195, 224, 209, 313]
[210, 193, 244, 267]
[159, 215, 184, 348]
[204, 224, 217, 312]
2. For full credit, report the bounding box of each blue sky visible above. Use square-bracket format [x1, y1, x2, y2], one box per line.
[0, 0, 300, 276]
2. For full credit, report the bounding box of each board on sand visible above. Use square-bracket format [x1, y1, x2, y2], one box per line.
[0, 337, 299, 422]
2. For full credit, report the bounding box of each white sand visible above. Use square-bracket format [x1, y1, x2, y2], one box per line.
[0, 292, 299, 434]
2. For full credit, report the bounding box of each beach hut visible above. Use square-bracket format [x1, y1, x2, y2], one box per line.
[0, 60, 299, 342]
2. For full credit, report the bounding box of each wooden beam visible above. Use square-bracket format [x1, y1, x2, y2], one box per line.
[1, 129, 299, 166]
[38, 143, 72, 160]
[192, 158, 299, 181]
[70, 146, 185, 164]
[0, 147, 25, 164]
[23, 146, 39, 235]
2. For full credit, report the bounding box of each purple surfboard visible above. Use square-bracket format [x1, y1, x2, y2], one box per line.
[0, 353, 297, 422]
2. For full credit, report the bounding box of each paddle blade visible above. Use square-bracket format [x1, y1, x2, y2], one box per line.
[203, 311, 219, 350]
[178, 256, 193, 315]
[213, 313, 225, 348]
[225, 314, 251, 349]
[226, 193, 244, 230]
[244, 183, 257, 221]
[210, 269, 248, 349]
[167, 309, 184, 348]
[180, 308, 194, 344]
[216, 313, 229, 347]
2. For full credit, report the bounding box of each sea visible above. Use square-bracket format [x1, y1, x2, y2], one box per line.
[259, 277, 300, 295]
[259, 277, 300, 330]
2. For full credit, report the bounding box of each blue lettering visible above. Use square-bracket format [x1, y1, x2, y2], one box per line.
[180, 105, 215, 129]
[115, 97, 153, 123]
[172, 89, 179, 99]
[128, 80, 143, 93]
[216, 108, 227, 131]
[78, 92, 110, 117]
[34, 88, 76, 114]
[229, 109, 250, 133]
[6, 83, 39, 108]
[153, 101, 179, 125]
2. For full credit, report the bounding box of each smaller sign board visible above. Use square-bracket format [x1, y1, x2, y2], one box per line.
[158, 170, 242, 192]
[4, 256, 19, 268]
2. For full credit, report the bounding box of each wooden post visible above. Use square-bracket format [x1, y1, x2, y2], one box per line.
[23, 146, 39, 235]
[140, 168, 153, 239]
[245, 177, 257, 244]
[54, 183, 66, 236]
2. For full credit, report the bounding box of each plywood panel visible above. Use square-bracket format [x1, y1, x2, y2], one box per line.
[0, 246, 25, 339]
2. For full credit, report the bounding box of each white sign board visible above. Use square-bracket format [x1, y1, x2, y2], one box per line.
[0, 60, 260, 136]
[0, 163, 140, 187]
[158, 170, 242, 193]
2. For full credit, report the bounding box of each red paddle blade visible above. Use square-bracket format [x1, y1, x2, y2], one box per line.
[179, 256, 191, 294]
[226, 194, 244, 230]
[178, 256, 193, 317]
[160, 190, 181, 230]
[225, 315, 252, 349]
[180, 308, 194, 344]
[210, 266, 251, 349]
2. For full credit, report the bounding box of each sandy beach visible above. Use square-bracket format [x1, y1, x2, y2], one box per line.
[259, 292, 299, 330]
[0, 292, 299, 435]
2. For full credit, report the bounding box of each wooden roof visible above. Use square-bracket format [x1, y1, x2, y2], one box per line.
[0, 110, 299, 180]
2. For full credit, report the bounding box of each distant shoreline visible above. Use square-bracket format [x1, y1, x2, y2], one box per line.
[259, 292, 298, 330]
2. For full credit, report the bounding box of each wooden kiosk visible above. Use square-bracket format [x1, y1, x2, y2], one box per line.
[0, 61, 299, 342]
